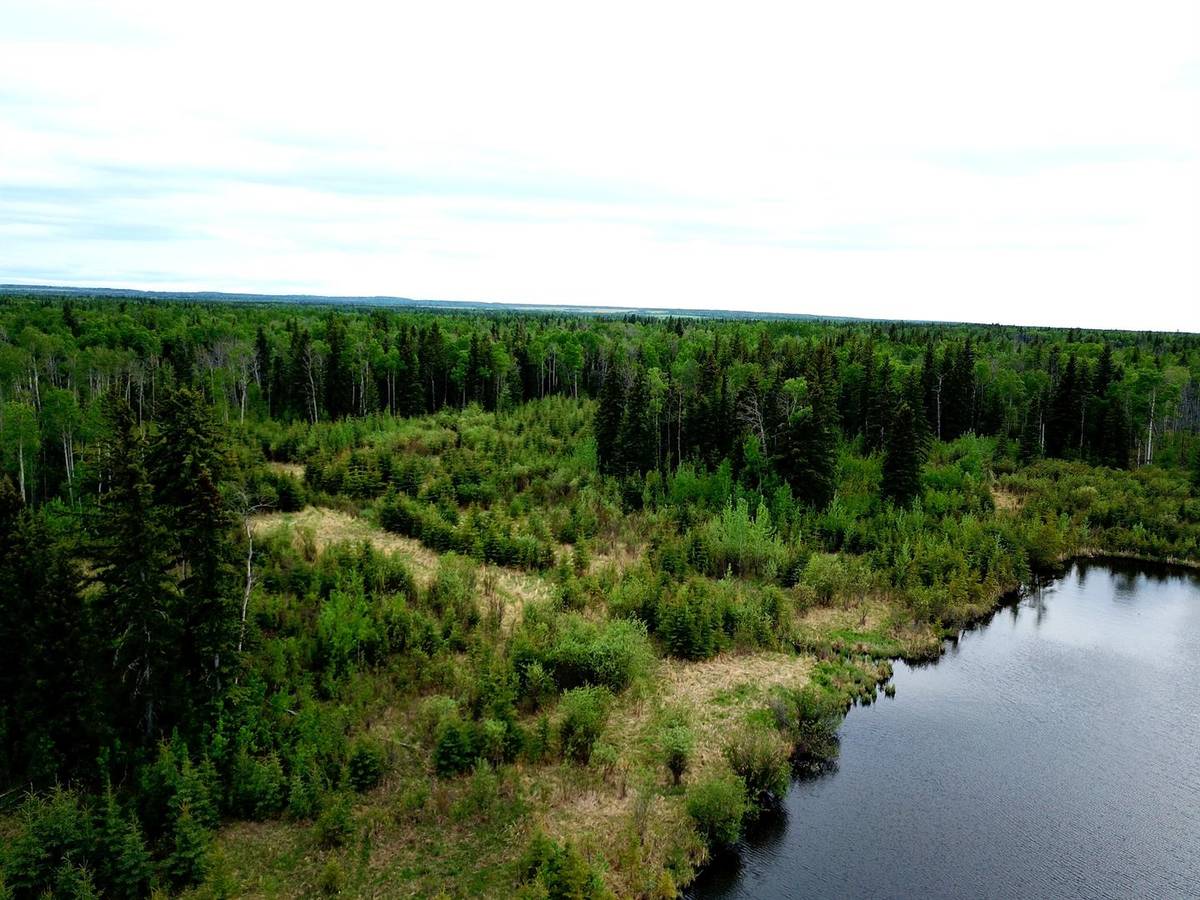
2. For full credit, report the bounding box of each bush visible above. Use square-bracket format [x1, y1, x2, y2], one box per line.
[659, 724, 694, 786]
[657, 585, 721, 660]
[772, 686, 843, 763]
[95, 788, 153, 900]
[347, 738, 385, 792]
[165, 803, 210, 890]
[722, 725, 791, 810]
[229, 749, 286, 819]
[693, 499, 786, 579]
[528, 614, 653, 694]
[518, 831, 608, 899]
[433, 715, 477, 777]
[314, 794, 355, 848]
[319, 859, 345, 895]
[5, 788, 95, 898]
[557, 687, 611, 763]
[686, 773, 748, 849]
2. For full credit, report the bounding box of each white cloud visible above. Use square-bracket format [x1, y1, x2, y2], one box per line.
[1, 0, 1197, 329]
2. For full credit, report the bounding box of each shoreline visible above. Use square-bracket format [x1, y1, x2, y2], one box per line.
[678, 550, 1200, 896]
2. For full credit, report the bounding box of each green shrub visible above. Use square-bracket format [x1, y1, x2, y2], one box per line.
[165, 802, 210, 889]
[530, 615, 653, 693]
[347, 738, 385, 792]
[319, 859, 345, 895]
[693, 499, 786, 580]
[722, 725, 791, 810]
[771, 685, 844, 763]
[229, 749, 286, 819]
[314, 794, 355, 849]
[49, 862, 99, 900]
[5, 788, 95, 898]
[558, 687, 611, 764]
[518, 831, 609, 899]
[94, 788, 153, 900]
[686, 773, 747, 849]
[433, 715, 477, 777]
[660, 724, 694, 786]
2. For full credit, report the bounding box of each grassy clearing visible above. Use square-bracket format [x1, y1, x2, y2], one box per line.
[251, 505, 553, 629]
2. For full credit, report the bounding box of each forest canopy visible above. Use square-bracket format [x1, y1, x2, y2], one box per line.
[1, 293, 1198, 898]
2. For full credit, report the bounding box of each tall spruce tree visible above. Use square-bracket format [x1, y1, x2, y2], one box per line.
[324, 315, 352, 420]
[618, 367, 656, 475]
[882, 401, 925, 506]
[595, 363, 626, 476]
[0, 481, 95, 785]
[150, 388, 238, 719]
[95, 397, 180, 743]
[778, 358, 839, 511]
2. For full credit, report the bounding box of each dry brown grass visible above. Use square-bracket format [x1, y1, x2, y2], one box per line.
[534, 648, 812, 894]
[992, 486, 1024, 513]
[266, 461, 306, 480]
[250, 506, 553, 630]
[796, 594, 892, 632]
[251, 505, 440, 578]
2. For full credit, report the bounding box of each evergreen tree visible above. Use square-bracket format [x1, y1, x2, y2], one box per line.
[882, 401, 925, 506]
[942, 339, 976, 439]
[165, 803, 209, 889]
[1019, 395, 1044, 464]
[398, 331, 425, 417]
[1096, 399, 1131, 468]
[595, 364, 625, 476]
[95, 788, 153, 900]
[1047, 354, 1087, 457]
[149, 388, 238, 722]
[777, 405, 837, 510]
[864, 358, 895, 453]
[0, 491, 95, 784]
[618, 367, 656, 476]
[324, 315, 352, 420]
[95, 397, 179, 743]
[254, 326, 272, 414]
[920, 340, 940, 438]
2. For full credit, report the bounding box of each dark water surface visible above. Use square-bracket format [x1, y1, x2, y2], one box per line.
[690, 562, 1200, 900]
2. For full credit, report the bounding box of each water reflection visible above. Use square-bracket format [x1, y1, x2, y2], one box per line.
[689, 562, 1200, 900]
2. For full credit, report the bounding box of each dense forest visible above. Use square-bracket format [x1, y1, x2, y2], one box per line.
[2, 293, 1199, 898]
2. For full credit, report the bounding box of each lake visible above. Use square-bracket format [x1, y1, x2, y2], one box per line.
[689, 561, 1200, 899]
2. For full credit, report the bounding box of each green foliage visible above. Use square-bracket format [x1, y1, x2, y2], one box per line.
[692, 499, 786, 580]
[4, 788, 95, 899]
[319, 859, 346, 895]
[228, 749, 286, 819]
[685, 773, 748, 850]
[433, 714, 478, 777]
[882, 401, 927, 506]
[659, 724, 694, 786]
[515, 612, 653, 695]
[518, 832, 610, 900]
[347, 737, 385, 792]
[557, 687, 611, 764]
[165, 802, 210, 890]
[722, 725, 791, 810]
[95, 788, 153, 900]
[313, 794, 355, 849]
[769, 686, 844, 763]
[2, 296, 1200, 898]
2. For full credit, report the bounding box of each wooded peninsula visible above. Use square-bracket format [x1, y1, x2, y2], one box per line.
[1, 294, 1198, 898]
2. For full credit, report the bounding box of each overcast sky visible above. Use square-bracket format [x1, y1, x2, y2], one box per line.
[2, 2, 1198, 330]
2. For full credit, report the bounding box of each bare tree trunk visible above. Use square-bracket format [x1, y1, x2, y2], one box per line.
[17, 442, 26, 503]
[1146, 389, 1157, 465]
[239, 515, 255, 655]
